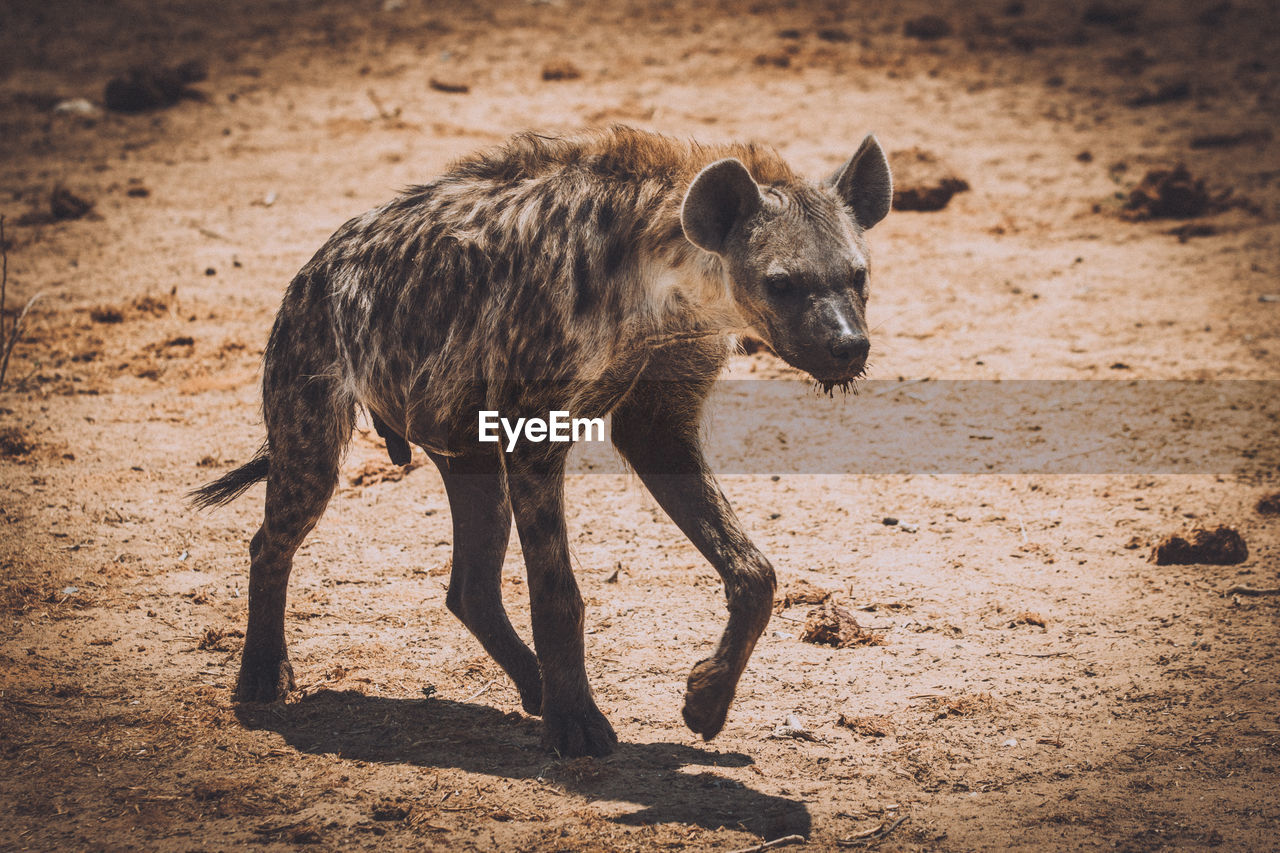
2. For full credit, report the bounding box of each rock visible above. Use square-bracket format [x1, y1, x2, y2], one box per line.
[53, 98, 101, 117]
[889, 148, 970, 212]
[1150, 526, 1248, 565]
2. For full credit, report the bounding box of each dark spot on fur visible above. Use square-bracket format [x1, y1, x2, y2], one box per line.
[547, 202, 570, 232]
[603, 234, 627, 277]
[596, 199, 615, 233]
[571, 252, 594, 316]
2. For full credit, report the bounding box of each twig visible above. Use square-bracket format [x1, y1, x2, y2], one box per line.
[1, 291, 43, 387]
[837, 815, 908, 847]
[464, 679, 495, 703]
[729, 834, 806, 853]
[869, 377, 930, 397]
[366, 88, 399, 120]
[1226, 585, 1280, 596]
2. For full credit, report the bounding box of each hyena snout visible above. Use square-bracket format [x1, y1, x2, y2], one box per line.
[828, 329, 870, 368]
[790, 298, 871, 380]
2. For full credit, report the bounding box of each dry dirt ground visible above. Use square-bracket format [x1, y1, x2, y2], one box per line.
[2, 1, 1280, 850]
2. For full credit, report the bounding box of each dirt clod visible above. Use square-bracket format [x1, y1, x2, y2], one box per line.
[1082, 2, 1142, 31]
[1122, 164, 1215, 220]
[1167, 222, 1218, 242]
[801, 601, 885, 648]
[50, 187, 95, 221]
[1190, 128, 1272, 149]
[0, 427, 35, 458]
[104, 60, 207, 113]
[371, 799, 410, 821]
[904, 15, 952, 40]
[837, 713, 895, 737]
[1256, 492, 1280, 515]
[197, 626, 244, 651]
[1150, 525, 1248, 565]
[929, 692, 998, 720]
[816, 28, 853, 43]
[541, 59, 582, 81]
[754, 53, 791, 68]
[889, 148, 970, 212]
[1010, 611, 1047, 628]
[348, 457, 422, 486]
[89, 306, 124, 324]
[776, 579, 833, 611]
[1126, 80, 1191, 108]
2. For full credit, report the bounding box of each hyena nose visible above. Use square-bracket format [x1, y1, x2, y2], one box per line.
[829, 333, 870, 365]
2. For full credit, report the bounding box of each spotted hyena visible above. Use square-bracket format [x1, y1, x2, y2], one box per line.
[193, 126, 892, 757]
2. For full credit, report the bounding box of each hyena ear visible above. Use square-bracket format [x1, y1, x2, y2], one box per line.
[681, 158, 763, 254]
[825, 133, 893, 229]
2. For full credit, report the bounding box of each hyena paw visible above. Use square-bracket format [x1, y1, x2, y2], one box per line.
[517, 680, 544, 717]
[542, 704, 618, 757]
[233, 654, 295, 703]
[681, 657, 737, 740]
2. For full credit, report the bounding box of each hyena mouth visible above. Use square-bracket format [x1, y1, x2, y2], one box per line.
[813, 371, 866, 396]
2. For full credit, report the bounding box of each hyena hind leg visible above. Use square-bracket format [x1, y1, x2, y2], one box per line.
[235, 382, 353, 703]
[430, 451, 543, 715]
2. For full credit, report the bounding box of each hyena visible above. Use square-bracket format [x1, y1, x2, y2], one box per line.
[193, 126, 892, 757]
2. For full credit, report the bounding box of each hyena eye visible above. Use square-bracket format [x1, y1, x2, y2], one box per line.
[765, 273, 792, 294]
[851, 268, 868, 296]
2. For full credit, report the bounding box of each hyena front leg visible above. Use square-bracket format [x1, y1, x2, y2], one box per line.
[506, 449, 617, 757]
[429, 450, 542, 715]
[611, 384, 777, 740]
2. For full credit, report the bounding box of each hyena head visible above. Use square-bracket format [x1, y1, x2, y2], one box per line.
[681, 134, 893, 390]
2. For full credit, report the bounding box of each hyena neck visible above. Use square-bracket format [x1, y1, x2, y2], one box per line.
[635, 222, 749, 346]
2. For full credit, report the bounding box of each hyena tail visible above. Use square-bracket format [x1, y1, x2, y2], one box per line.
[189, 445, 270, 509]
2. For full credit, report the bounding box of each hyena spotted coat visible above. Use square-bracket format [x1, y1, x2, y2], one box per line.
[194, 126, 892, 757]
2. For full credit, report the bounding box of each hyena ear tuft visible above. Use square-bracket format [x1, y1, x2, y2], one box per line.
[826, 133, 893, 229]
[681, 158, 762, 254]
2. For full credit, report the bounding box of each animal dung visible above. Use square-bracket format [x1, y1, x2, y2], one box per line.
[1149, 525, 1248, 565]
[800, 601, 885, 648]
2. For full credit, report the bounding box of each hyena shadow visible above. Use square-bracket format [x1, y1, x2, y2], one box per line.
[238, 690, 811, 839]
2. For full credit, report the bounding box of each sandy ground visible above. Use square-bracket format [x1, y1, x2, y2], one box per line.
[2, 0, 1279, 850]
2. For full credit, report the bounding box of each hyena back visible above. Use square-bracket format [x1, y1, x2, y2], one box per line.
[193, 125, 892, 757]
